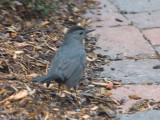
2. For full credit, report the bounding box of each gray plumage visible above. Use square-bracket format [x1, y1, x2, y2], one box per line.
[32, 26, 95, 89]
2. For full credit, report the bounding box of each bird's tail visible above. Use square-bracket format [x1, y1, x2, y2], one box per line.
[32, 73, 63, 85]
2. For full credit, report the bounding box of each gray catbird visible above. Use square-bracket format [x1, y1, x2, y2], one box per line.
[32, 25, 95, 89]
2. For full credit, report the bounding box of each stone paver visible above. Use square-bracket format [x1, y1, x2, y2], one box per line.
[143, 28, 160, 46]
[84, 0, 118, 22]
[125, 11, 160, 29]
[85, 12, 130, 27]
[95, 26, 156, 59]
[85, 1, 156, 59]
[143, 28, 160, 55]
[85, 0, 160, 118]
[94, 0, 118, 12]
[110, 85, 160, 111]
[155, 46, 160, 55]
[111, 0, 160, 13]
[102, 59, 160, 84]
[116, 110, 160, 120]
[89, 12, 131, 27]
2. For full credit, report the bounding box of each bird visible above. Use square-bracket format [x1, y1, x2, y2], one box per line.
[32, 25, 95, 89]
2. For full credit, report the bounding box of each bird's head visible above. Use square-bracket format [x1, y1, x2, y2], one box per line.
[65, 26, 95, 43]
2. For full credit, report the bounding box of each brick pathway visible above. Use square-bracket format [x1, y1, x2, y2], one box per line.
[85, 0, 160, 119]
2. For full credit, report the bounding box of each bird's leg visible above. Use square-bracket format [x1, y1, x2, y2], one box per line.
[73, 86, 82, 108]
[73, 86, 78, 96]
[58, 82, 61, 94]
[46, 81, 50, 87]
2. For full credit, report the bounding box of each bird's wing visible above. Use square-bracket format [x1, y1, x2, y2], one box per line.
[65, 63, 84, 89]
[61, 55, 86, 89]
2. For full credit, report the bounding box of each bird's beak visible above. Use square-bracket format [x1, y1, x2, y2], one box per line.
[85, 29, 96, 33]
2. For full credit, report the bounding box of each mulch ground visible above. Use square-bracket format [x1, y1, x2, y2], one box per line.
[0, 1, 120, 119]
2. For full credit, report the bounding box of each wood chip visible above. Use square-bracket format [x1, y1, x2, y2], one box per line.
[82, 114, 90, 119]
[92, 82, 108, 86]
[99, 104, 116, 118]
[129, 94, 141, 100]
[91, 106, 98, 111]
[13, 90, 28, 100]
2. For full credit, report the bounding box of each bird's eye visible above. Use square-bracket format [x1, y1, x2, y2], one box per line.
[79, 32, 83, 35]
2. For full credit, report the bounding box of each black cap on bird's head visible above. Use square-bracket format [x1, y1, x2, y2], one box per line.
[66, 25, 95, 34]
